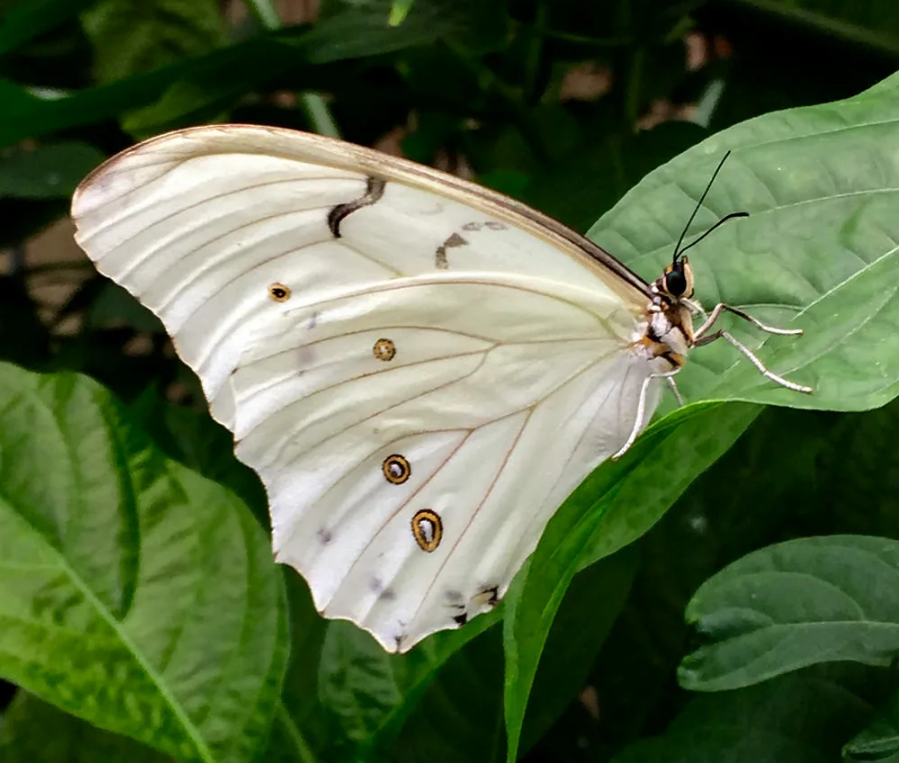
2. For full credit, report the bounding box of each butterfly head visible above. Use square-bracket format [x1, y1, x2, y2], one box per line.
[658, 257, 694, 301]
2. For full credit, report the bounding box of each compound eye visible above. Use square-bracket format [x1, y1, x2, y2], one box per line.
[665, 268, 688, 297]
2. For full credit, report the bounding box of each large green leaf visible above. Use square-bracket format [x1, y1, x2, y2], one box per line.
[680, 535, 899, 691]
[506, 68, 899, 760]
[590, 68, 899, 411]
[502, 401, 759, 762]
[0, 364, 288, 763]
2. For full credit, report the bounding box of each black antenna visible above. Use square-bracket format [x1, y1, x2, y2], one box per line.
[672, 150, 733, 263]
[676, 211, 749, 259]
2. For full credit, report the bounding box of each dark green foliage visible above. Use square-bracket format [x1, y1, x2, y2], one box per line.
[3, 1, 899, 762]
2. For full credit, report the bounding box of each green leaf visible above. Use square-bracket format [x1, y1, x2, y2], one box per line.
[0, 36, 299, 148]
[0, 0, 503, 145]
[502, 81, 899, 747]
[611, 668, 874, 763]
[0, 363, 288, 763]
[389, 627, 505, 763]
[297, 0, 506, 63]
[846, 689, 899, 763]
[264, 574, 329, 763]
[0, 142, 105, 199]
[0, 691, 166, 763]
[521, 121, 707, 233]
[127, 389, 269, 524]
[122, 0, 501, 137]
[503, 401, 759, 762]
[518, 548, 639, 754]
[589, 68, 899, 412]
[316, 606, 501, 758]
[680, 535, 899, 691]
[80, 0, 228, 82]
[0, 0, 98, 56]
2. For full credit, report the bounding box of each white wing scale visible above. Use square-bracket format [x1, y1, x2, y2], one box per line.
[71, 125, 662, 651]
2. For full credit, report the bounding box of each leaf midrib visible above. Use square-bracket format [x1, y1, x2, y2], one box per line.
[0, 379, 217, 763]
[1, 496, 216, 762]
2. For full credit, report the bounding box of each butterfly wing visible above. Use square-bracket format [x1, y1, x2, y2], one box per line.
[71, 125, 659, 651]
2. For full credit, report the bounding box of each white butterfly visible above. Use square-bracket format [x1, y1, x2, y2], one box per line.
[70, 125, 810, 653]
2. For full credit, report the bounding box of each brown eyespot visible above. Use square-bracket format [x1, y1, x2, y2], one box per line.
[412, 509, 442, 552]
[373, 338, 396, 361]
[382, 454, 410, 485]
[268, 283, 291, 302]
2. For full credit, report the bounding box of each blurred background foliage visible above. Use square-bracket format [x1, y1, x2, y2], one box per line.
[3, 0, 899, 761]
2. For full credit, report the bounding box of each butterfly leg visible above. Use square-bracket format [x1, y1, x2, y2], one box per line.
[665, 374, 685, 406]
[694, 329, 812, 393]
[613, 369, 682, 460]
[694, 302, 803, 340]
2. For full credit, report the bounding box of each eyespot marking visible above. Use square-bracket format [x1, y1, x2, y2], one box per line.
[268, 283, 291, 302]
[412, 509, 442, 552]
[382, 454, 410, 485]
[373, 338, 396, 361]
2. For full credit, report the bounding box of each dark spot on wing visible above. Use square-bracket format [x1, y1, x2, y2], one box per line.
[328, 177, 386, 238]
[317, 528, 333, 545]
[474, 584, 499, 608]
[435, 231, 467, 270]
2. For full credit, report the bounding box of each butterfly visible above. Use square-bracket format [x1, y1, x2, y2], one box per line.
[70, 125, 811, 653]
